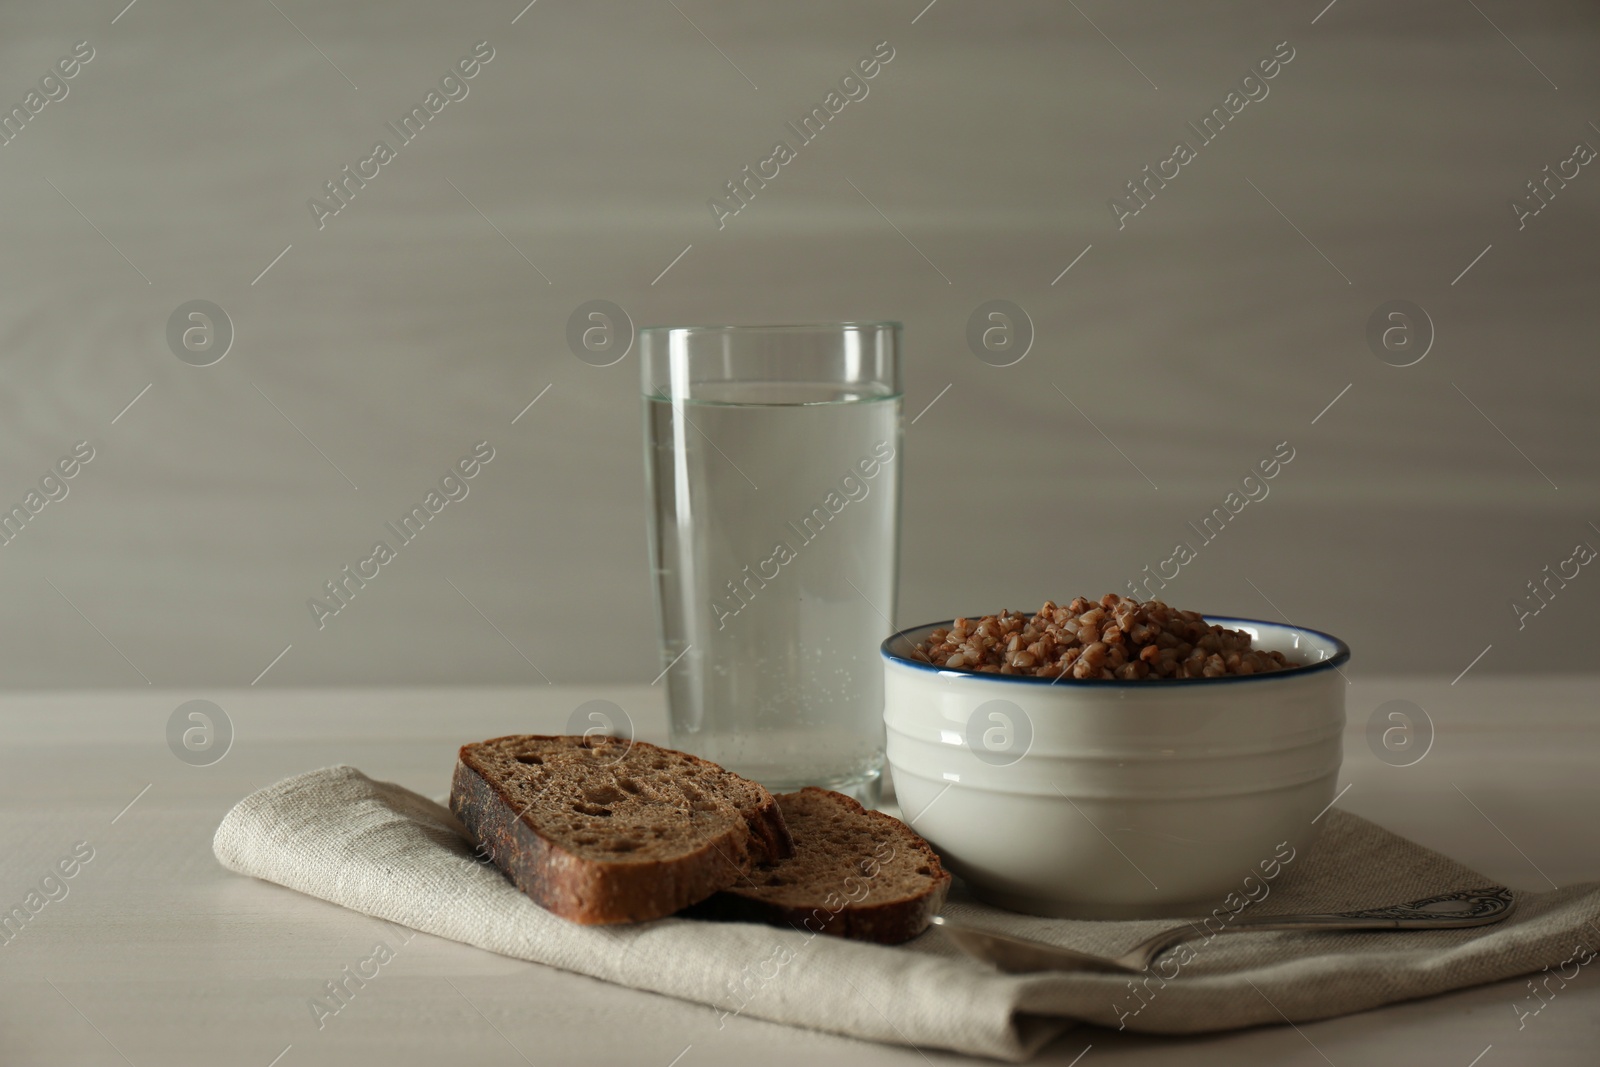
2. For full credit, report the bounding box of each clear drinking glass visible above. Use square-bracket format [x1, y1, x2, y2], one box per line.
[641, 322, 903, 807]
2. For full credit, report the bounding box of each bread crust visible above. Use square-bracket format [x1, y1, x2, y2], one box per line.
[451, 735, 792, 925]
[693, 788, 952, 945]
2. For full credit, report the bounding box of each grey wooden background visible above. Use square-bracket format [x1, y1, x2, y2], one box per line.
[2, 0, 1595, 688]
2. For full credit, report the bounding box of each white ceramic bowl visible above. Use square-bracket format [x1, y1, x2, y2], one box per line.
[882, 617, 1349, 918]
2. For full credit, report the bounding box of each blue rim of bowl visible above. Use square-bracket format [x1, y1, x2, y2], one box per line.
[880, 615, 1351, 686]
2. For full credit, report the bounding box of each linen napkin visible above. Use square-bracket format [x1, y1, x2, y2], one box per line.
[213, 766, 1600, 1061]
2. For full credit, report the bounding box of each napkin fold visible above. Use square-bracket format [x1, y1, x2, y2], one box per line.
[213, 766, 1600, 1061]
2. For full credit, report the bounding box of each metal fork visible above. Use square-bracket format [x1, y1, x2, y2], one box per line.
[932, 886, 1516, 974]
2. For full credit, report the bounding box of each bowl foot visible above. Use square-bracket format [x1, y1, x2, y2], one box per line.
[968, 882, 1222, 921]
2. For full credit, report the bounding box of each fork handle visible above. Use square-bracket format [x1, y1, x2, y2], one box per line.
[1223, 886, 1515, 929]
[1134, 886, 1516, 965]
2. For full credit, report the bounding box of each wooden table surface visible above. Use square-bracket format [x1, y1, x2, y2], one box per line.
[3, 678, 1597, 1066]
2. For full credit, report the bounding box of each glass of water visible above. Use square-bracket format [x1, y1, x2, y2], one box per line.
[641, 322, 903, 807]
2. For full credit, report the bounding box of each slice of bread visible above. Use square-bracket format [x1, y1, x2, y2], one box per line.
[692, 787, 952, 944]
[450, 735, 793, 925]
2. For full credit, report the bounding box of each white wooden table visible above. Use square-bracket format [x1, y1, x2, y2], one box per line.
[3, 679, 1597, 1066]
